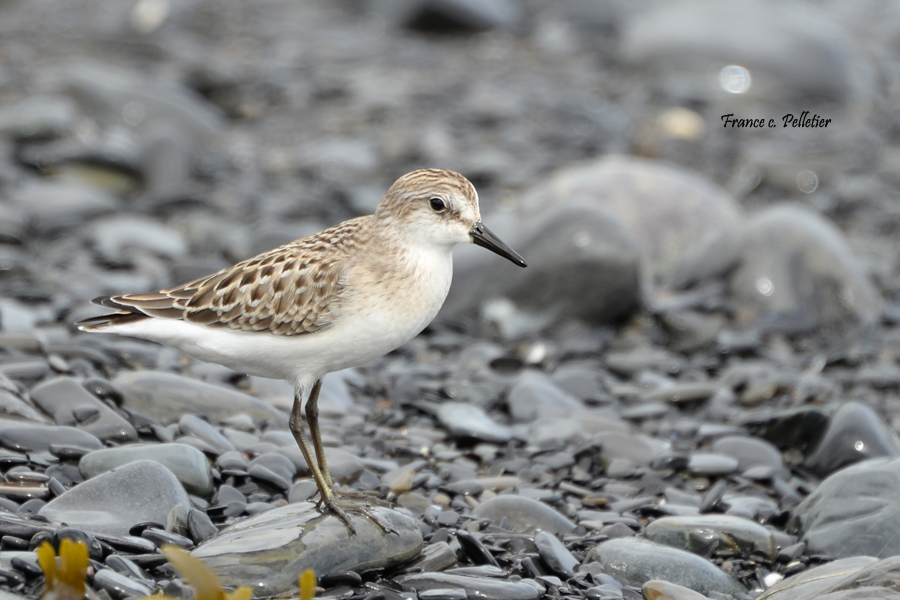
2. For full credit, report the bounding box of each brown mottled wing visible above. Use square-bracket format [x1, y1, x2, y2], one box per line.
[98, 218, 367, 336]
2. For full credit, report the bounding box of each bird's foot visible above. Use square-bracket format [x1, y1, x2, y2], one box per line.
[316, 489, 398, 535]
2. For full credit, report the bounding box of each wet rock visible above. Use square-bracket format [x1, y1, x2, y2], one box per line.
[29, 377, 137, 443]
[399, 573, 538, 600]
[534, 530, 580, 578]
[93, 568, 154, 599]
[672, 205, 881, 329]
[179, 414, 235, 454]
[443, 203, 641, 332]
[378, 0, 524, 32]
[472, 495, 576, 535]
[506, 371, 583, 423]
[590, 537, 746, 595]
[805, 402, 900, 477]
[757, 556, 879, 600]
[0, 425, 102, 453]
[645, 515, 778, 561]
[193, 502, 422, 597]
[643, 580, 709, 600]
[515, 156, 742, 280]
[79, 443, 213, 497]
[113, 371, 286, 425]
[790, 457, 900, 558]
[8, 179, 118, 232]
[710, 436, 785, 473]
[0, 96, 77, 141]
[89, 216, 188, 261]
[0, 389, 51, 424]
[436, 402, 511, 443]
[39, 461, 192, 536]
[621, 0, 867, 104]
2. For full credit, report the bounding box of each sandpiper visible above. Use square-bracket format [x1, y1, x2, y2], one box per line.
[77, 168, 527, 532]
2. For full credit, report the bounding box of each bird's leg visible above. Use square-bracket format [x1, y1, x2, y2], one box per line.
[289, 386, 355, 534]
[305, 379, 334, 488]
[291, 384, 395, 535]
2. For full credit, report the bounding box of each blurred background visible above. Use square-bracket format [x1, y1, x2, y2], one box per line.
[0, 0, 897, 338]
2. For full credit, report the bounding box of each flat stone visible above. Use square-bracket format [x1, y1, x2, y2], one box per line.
[113, 371, 286, 425]
[591, 537, 746, 596]
[0, 425, 102, 453]
[472, 495, 576, 535]
[39, 461, 191, 536]
[645, 514, 777, 561]
[399, 573, 538, 600]
[805, 402, 900, 477]
[437, 402, 511, 444]
[79, 443, 213, 497]
[29, 377, 137, 443]
[790, 457, 900, 558]
[193, 502, 422, 597]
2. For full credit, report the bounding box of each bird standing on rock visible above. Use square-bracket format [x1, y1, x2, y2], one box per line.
[77, 168, 527, 533]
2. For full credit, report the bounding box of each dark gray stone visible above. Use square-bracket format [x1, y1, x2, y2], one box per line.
[193, 502, 422, 597]
[79, 443, 213, 497]
[113, 371, 286, 425]
[790, 457, 900, 558]
[472, 495, 576, 535]
[591, 537, 746, 595]
[29, 377, 137, 443]
[805, 402, 900, 477]
[39, 461, 192, 536]
[399, 573, 538, 600]
[645, 515, 778, 561]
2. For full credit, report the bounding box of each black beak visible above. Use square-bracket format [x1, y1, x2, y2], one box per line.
[470, 221, 527, 268]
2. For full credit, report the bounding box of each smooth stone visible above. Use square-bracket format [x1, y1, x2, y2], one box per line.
[643, 580, 709, 600]
[193, 502, 422, 597]
[89, 216, 188, 261]
[381, 0, 523, 32]
[671, 205, 881, 329]
[113, 371, 286, 425]
[39, 461, 191, 536]
[436, 402, 511, 444]
[620, 0, 865, 103]
[79, 443, 213, 497]
[93, 568, 154, 599]
[645, 515, 777, 561]
[506, 371, 583, 423]
[790, 457, 900, 558]
[442, 203, 641, 333]
[534, 531, 580, 578]
[805, 402, 900, 477]
[687, 454, 739, 477]
[0, 96, 77, 140]
[598, 432, 667, 466]
[8, 180, 118, 232]
[179, 415, 235, 453]
[0, 425, 102, 453]
[516, 156, 742, 280]
[746, 407, 829, 453]
[710, 436, 784, 472]
[279, 446, 364, 485]
[530, 417, 586, 447]
[399, 573, 538, 600]
[29, 377, 137, 443]
[472, 496, 576, 535]
[644, 383, 718, 405]
[0, 389, 51, 423]
[756, 556, 879, 600]
[591, 537, 746, 596]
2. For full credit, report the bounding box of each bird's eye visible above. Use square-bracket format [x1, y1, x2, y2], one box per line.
[429, 198, 446, 213]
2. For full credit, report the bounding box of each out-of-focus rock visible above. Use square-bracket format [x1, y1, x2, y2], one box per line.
[371, 0, 523, 32]
[0, 96, 77, 141]
[790, 457, 900, 559]
[672, 205, 882, 330]
[805, 402, 900, 478]
[620, 0, 870, 106]
[8, 179, 118, 232]
[444, 157, 741, 333]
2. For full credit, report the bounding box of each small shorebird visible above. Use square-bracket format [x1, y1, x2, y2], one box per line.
[77, 168, 526, 532]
